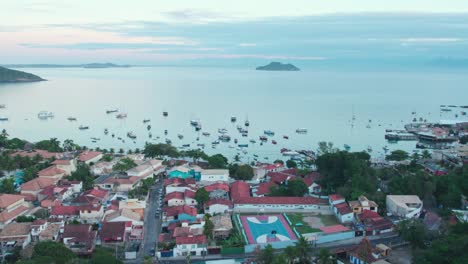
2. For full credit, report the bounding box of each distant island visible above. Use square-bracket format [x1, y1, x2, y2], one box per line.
[0, 66, 45, 83]
[256, 62, 300, 71]
[1, 63, 131, 69]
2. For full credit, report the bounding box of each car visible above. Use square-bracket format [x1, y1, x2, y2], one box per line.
[150, 249, 156, 256]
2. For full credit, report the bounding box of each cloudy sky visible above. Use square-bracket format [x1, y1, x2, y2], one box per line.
[2, 0, 468, 65]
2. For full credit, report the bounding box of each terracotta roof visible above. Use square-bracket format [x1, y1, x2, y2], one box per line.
[159, 233, 173, 243]
[205, 199, 233, 208]
[335, 202, 353, 215]
[62, 224, 96, 247]
[358, 210, 382, 221]
[105, 208, 142, 222]
[262, 163, 284, 171]
[52, 159, 72, 165]
[164, 177, 196, 187]
[267, 172, 292, 184]
[255, 181, 277, 195]
[0, 205, 29, 223]
[230, 181, 250, 201]
[302, 172, 322, 186]
[164, 192, 185, 202]
[173, 227, 190, 238]
[11, 150, 60, 159]
[83, 188, 108, 199]
[319, 224, 350, 234]
[78, 151, 102, 162]
[176, 235, 207, 245]
[0, 223, 31, 237]
[21, 178, 55, 192]
[100, 221, 127, 240]
[165, 206, 197, 217]
[184, 189, 195, 199]
[349, 238, 377, 263]
[235, 196, 327, 205]
[204, 183, 229, 193]
[51, 205, 80, 216]
[329, 194, 345, 201]
[31, 219, 47, 226]
[0, 194, 25, 208]
[37, 166, 65, 177]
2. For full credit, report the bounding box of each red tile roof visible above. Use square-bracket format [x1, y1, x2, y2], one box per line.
[358, 210, 381, 221]
[38, 166, 66, 177]
[176, 235, 207, 245]
[319, 224, 350, 234]
[78, 151, 102, 162]
[256, 181, 277, 196]
[83, 188, 108, 199]
[52, 159, 72, 165]
[0, 205, 29, 223]
[230, 181, 250, 201]
[21, 178, 56, 192]
[335, 202, 353, 215]
[263, 163, 284, 171]
[51, 205, 80, 216]
[235, 196, 327, 205]
[11, 150, 60, 159]
[184, 189, 195, 199]
[204, 183, 229, 193]
[164, 192, 185, 202]
[100, 221, 127, 240]
[165, 205, 197, 217]
[163, 177, 196, 187]
[267, 172, 292, 184]
[0, 194, 25, 208]
[205, 199, 233, 208]
[329, 194, 345, 201]
[301, 172, 322, 187]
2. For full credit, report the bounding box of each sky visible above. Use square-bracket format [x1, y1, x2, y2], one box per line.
[2, 0, 468, 66]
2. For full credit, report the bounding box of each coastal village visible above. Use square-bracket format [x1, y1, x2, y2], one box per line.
[0, 116, 467, 264]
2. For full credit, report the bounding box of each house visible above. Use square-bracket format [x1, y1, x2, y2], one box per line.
[51, 159, 77, 175]
[347, 238, 390, 264]
[94, 173, 140, 192]
[73, 187, 109, 206]
[164, 206, 198, 222]
[356, 210, 394, 236]
[386, 195, 423, 219]
[173, 235, 207, 256]
[164, 178, 197, 192]
[230, 181, 251, 202]
[105, 208, 143, 226]
[349, 196, 378, 214]
[329, 194, 346, 206]
[301, 172, 323, 194]
[211, 214, 233, 239]
[0, 194, 30, 229]
[127, 160, 164, 179]
[79, 205, 104, 223]
[168, 165, 201, 179]
[50, 205, 80, 220]
[91, 161, 115, 176]
[184, 190, 197, 206]
[100, 221, 128, 243]
[37, 166, 66, 181]
[78, 151, 103, 165]
[204, 199, 233, 215]
[30, 219, 47, 241]
[254, 181, 277, 197]
[199, 169, 230, 186]
[333, 202, 354, 223]
[233, 196, 329, 213]
[62, 224, 97, 255]
[253, 162, 284, 180]
[20, 178, 56, 201]
[119, 199, 146, 218]
[38, 222, 62, 242]
[164, 192, 186, 207]
[11, 150, 62, 160]
[58, 180, 83, 193]
[204, 183, 229, 199]
[0, 223, 32, 249]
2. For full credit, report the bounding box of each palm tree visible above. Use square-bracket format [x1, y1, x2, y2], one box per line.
[294, 235, 311, 264]
[284, 245, 297, 264]
[317, 248, 335, 264]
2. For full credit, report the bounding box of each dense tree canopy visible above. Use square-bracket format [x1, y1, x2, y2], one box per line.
[112, 157, 136, 171]
[207, 154, 228, 168]
[286, 159, 297, 168]
[143, 143, 179, 158]
[32, 241, 76, 263]
[34, 138, 63, 152]
[68, 163, 94, 190]
[230, 164, 254, 180]
[386, 150, 409, 161]
[269, 179, 308, 197]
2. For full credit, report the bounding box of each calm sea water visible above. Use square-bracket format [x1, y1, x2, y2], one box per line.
[0, 67, 467, 162]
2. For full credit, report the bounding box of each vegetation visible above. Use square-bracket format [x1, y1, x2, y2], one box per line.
[460, 135, 468, 144]
[34, 138, 63, 152]
[0, 177, 16, 193]
[255, 235, 312, 264]
[286, 159, 297, 168]
[128, 177, 155, 199]
[68, 163, 94, 190]
[31, 241, 75, 263]
[386, 150, 410, 161]
[195, 188, 209, 209]
[229, 164, 254, 180]
[203, 214, 214, 239]
[90, 247, 123, 264]
[286, 213, 321, 234]
[269, 179, 308, 197]
[207, 154, 228, 168]
[143, 143, 179, 158]
[16, 215, 36, 222]
[0, 66, 44, 83]
[112, 157, 136, 171]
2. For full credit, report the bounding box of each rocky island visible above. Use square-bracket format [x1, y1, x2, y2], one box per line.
[256, 62, 300, 71]
[0, 66, 45, 83]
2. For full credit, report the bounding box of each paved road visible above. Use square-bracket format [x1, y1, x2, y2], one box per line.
[140, 180, 163, 259]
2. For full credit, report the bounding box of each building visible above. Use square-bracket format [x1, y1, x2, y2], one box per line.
[349, 196, 378, 214]
[11, 150, 62, 160]
[329, 194, 346, 206]
[100, 221, 129, 243]
[204, 199, 233, 215]
[164, 206, 198, 222]
[168, 166, 200, 179]
[38, 222, 62, 242]
[334, 202, 354, 223]
[199, 169, 230, 186]
[356, 210, 394, 236]
[78, 151, 103, 165]
[62, 224, 97, 255]
[386, 195, 423, 219]
[51, 159, 77, 175]
[91, 161, 115, 176]
[126, 159, 164, 179]
[0, 223, 32, 249]
[211, 214, 233, 239]
[20, 178, 56, 201]
[204, 183, 230, 200]
[79, 205, 104, 223]
[233, 196, 329, 213]
[0, 194, 30, 229]
[93, 173, 140, 192]
[105, 208, 143, 226]
[174, 235, 207, 257]
[230, 181, 251, 202]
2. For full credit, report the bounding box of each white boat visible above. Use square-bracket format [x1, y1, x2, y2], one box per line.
[127, 132, 137, 139]
[282, 151, 300, 156]
[218, 128, 228, 134]
[202, 132, 210, 136]
[190, 119, 201, 126]
[116, 113, 127, 119]
[37, 111, 54, 119]
[264, 130, 275, 136]
[67, 117, 77, 121]
[296, 128, 307, 133]
[219, 134, 231, 141]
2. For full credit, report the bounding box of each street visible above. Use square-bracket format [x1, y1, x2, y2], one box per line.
[140, 179, 163, 259]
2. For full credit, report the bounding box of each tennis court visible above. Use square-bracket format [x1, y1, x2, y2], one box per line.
[239, 214, 297, 244]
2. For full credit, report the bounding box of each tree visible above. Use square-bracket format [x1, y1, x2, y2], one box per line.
[287, 179, 308, 197]
[63, 139, 79, 151]
[207, 154, 228, 168]
[203, 215, 214, 239]
[0, 177, 15, 193]
[317, 248, 335, 264]
[90, 247, 123, 264]
[283, 245, 297, 264]
[182, 149, 208, 163]
[273, 159, 284, 165]
[195, 188, 209, 208]
[286, 159, 297, 168]
[398, 219, 427, 248]
[460, 135, 468, 144]
[231, 164, 254, 180]
[112, 157, 136, 171]
[294, 236, 311, 264]
[421, 150, 431, 159]
[68, 163, 94, 190]
[34, 138, 63, 152]
[23, 166, 39, 182]
[32, 241, 76, 263]
[257, 244, 274, 264]
[317, 141, 336, 155]
[386, 150, 409, 161]
[143, 143, 179, 158]
[16, 215, 35, 222]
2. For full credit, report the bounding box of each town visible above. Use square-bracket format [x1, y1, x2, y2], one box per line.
[0, 125, 467, 264]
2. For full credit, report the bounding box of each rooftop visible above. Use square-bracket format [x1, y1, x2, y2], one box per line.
[319, 224, 350, 234]
[78, 151, 102, 162]
[0, 223, 31, 237]
[0, 194, 25, 208]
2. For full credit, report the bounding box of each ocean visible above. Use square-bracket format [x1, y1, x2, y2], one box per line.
[1, 66, 467, 162]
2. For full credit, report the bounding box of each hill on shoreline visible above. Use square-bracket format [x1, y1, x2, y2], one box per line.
[256, 62, 300, 71]
[0, 66, 45, 83]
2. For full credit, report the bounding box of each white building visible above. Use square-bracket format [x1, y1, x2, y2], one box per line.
[386, 195, 423, 219]
[199, 169, 230, 185]
[173, 235, 207, 257]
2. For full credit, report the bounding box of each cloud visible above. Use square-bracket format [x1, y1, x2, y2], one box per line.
[399, 38, 462, 44]
[162, 9, 244, 24]
[239, 43, 257, 47]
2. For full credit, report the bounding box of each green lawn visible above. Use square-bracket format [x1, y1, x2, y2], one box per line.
[318, 214, 339, 226]
[286, 213, 321, 234]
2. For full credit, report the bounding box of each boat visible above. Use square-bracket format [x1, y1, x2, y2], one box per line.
[163, 111, 168, 117]
[202, 132, 210, 136]
[238, 144, 248, 148]
[253, 154, 259, 158]
[177, 134, 184, 139]
[190, 120, 201, 126]
[344, 144, 351, 151]
[234, 139, 238, 144]
[448, 105, 457, 107]
[0, 117, 8, 121]
[441, 108, 451, 112]
[104, 129, 109, 134]
[149, 133, 152, 138]
[367, 146, 373, 153]
[382, 146, 389, 152]
[164, 130, 168, 135]
[182, 144, 190, 148]
[283, 135, 289, 139]
[116, 113, 127, 119]
[236, 125, 243, 131]
[212, 140, 220, 145]
[231, 116, 237, 122]
[245, 118, 250, 127]
[166, 139, 172, 144]
[195, 124, 202, 131]
[296, 128, 307, 133]
[283, 151, 300, 156]
[272, 140, 277, 145]
[259, 136, 268, 141]
[37, 111, 54, 119]
[242, 133, 248, 137]
[127, 132, 137, 139]
[218, 128, 228, 134]
[366, 124, 371, 128]
[197, 143, 205, 147]
[228, 145, 234, 149]
[219, 135, 231, 142]
[462, 111, 467, 116]
[249, 139, 256, 144]
[0, 104, 5, 109]
[264, 130, 275, 136]
[143, 119, 151, 123]
[147, 125, 151, 130]
[106, 109, 118, 114]
[461, 105, 468, 108]
[79, 125, 89, 130]
[91, 137, 100, 141]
